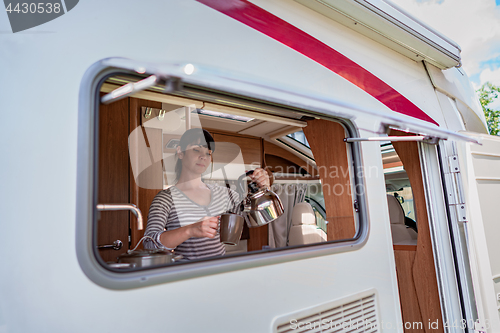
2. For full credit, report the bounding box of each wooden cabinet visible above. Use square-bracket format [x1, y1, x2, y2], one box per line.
[303, 119, 356, 241]
[97, 97, 163, 262]
[97, 97, 130, 262]
[211, 132, 261, 166]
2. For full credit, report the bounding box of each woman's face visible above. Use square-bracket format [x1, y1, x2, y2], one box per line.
[178, 143, 212, 175]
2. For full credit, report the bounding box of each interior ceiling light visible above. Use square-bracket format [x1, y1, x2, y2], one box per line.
[193, 108, 254, 122]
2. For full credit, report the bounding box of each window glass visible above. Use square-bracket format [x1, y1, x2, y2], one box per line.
[287, 130, 310, 148]
[95, 74, 359, 270]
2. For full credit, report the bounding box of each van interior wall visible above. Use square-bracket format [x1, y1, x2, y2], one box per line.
[302, 119, 356, 240]
[390, 130, 444, 333]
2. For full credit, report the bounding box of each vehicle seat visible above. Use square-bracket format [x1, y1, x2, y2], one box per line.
[288, 202, 327, 246]
[387, 194, 418, 245]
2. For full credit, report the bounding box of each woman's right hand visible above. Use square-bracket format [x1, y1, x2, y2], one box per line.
[187, 216, 219, 238]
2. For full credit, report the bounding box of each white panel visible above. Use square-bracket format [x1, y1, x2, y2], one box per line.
[425, 63, 488, 133]
[456, 99, 489, 134]
[434, 91, 466, 132]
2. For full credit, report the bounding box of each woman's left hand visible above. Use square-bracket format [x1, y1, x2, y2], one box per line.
[249, 168, 271, 189]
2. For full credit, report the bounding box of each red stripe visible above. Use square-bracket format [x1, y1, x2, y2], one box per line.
[196, 0, 438, 126]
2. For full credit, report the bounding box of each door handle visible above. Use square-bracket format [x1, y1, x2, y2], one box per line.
[98, 240, 123, 250]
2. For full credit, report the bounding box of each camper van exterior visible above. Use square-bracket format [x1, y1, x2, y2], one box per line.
[1, 0, 499, 332]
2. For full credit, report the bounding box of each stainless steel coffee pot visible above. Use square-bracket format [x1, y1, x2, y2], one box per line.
[237, 170, 284, 228]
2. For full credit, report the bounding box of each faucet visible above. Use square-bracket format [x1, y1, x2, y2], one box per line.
[96, 204, 144, 230]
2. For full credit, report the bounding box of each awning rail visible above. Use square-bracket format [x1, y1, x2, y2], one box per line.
[99, 58, 481, 145]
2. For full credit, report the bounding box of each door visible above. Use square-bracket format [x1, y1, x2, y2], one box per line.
[458, 133, 500, 332]
[387, 130, 444, 333]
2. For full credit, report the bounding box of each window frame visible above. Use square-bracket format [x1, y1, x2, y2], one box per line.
[75, 60, 369, 290]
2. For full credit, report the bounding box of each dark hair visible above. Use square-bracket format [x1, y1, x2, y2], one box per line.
[175, 128, 215, 181]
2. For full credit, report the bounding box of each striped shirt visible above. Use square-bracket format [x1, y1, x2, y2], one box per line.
[144, 184, 241, 260]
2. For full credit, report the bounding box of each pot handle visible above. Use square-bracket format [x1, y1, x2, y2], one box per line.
[237, 170, 258, 199]
[128, 235, 174, 254]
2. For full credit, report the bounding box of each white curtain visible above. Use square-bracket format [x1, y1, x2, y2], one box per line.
[268, 183, 307, 248]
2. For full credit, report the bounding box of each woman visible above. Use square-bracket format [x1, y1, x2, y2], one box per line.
[144, 128, 270, 260]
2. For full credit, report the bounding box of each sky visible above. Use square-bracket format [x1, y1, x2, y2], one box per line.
[389, 0, 500, 108]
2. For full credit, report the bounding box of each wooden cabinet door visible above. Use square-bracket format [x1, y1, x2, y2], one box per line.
[97, 97, 164, 262]
[97, 97, 130, 263]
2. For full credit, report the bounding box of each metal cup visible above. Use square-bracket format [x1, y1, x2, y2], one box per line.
[219, 213, 244, 246]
